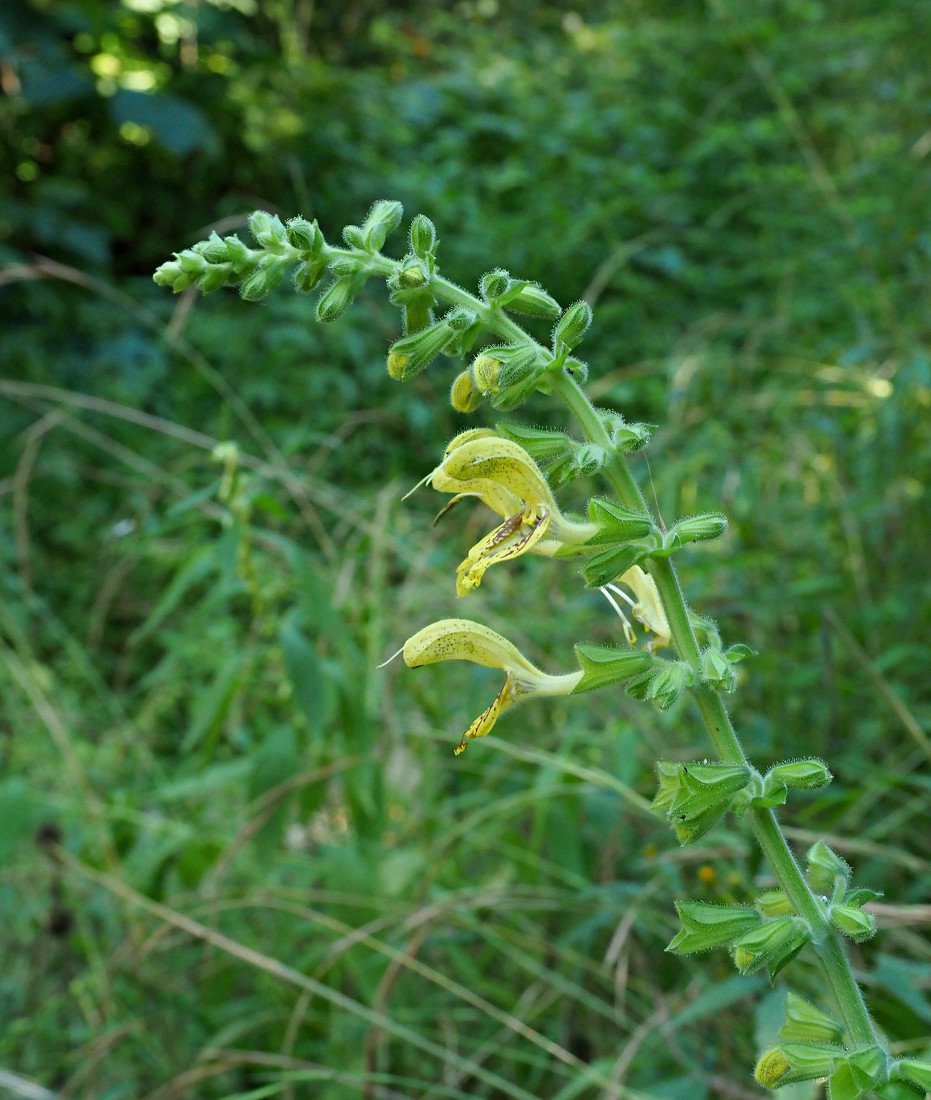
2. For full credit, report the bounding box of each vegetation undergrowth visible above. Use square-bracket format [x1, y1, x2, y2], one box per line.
[2, 4, 930, 1099]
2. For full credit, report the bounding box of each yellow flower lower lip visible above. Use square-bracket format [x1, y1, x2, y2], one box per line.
[401, 618, 582, 754]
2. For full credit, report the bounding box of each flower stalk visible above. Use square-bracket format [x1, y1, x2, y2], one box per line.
[155, 202, 911, 1091]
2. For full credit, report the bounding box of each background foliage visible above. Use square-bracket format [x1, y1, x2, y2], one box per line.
[1, 1, 930, 1097]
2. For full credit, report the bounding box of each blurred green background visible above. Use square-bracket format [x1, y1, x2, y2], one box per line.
[1, 1, 930, 1097]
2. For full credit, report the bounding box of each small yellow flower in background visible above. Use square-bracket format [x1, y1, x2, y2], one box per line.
[601, 565, 672, 651]
[415, 431, 598, 597]
[401, 618, 583, 754]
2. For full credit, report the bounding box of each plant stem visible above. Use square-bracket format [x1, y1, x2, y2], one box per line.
[551, 368, 882, 1049]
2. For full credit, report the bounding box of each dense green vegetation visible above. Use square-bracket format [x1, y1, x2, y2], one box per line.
[2, 1, 930, 1097]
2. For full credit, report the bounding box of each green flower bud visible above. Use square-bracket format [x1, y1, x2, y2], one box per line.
[480, 268, 511, 300]
[153, 260, 191, 291]
[293, 257, 329, 294]
[505, 282, 561, 319]
[386, 317, 453, 380]
[197, 231, 230, 264]
[700, 646, 737, 692]
[342, 224, 365, 249]
[445, 307, 476, 331]
[248, 210, 288, 250]
[553, 300, 593, 354]
[644, 660, 690, 709]
[240, 259, 286, 301]
[410, 214, 437, 260]
[830, 905, 877, 943]
[731, 916, 810, 978]
[450, 369, 484, 413]
[316, 275, 363, 323]
[571, 644, 655, 694]
[286, 216, 320, 252]
[767, 759, 833, 791]
[666, 512, 729, 548]
[666, 901, 762, 955]
[779, 992, 844, 1044]
[362, 199, 404, 251]
[806, 840, 851, 894]
[197, 265, 231, 293]
[224, 234, 253, 269]
[177, 248, 208, 274]
[330, 256, 367, 278]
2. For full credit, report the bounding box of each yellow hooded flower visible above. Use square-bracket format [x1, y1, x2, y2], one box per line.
[402, 618, 583, 754]
[419, 431, 598, 596]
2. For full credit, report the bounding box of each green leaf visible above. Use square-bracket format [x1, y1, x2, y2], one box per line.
[279, 612, 329, 731]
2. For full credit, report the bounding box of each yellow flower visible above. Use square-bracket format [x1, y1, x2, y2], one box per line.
[601, 566, 672, 651]
[420, 431, 598, 596]
[402, 618, 583, 754]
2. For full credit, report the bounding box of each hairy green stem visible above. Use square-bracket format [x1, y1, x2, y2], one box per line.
[552, 367, 881, 1050]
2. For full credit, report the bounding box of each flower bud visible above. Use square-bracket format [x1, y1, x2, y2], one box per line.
[248, 210, 288, 250]
[316, 275, 363, 323]
[450, 370, 483, 413]
[731, 916, 810, 979]
[480, 268, 510, 301]
[506, 282, 561, 319]
[153, 260, 192, 291]
[553, 300, 592, 354]
[830, 905, 877, 942]
[285, 216, 320, 252]
[445, 307, 476, 331]
[240, 259, 286, 301]
[806, 840, 851, 894]
[362, 199, 404, 251]
[342, 224, 365, 249]
[224, 234, 252, 268]
[410, 214, 437, 260]
[754, 1049, 792, 1089]
[293, 257, 329, 294]
[197, 265, 231, 293]
[767, 759, 833, 791]
[666, 512, 729, 548]
[197, 231, 230, 264]
[472, 354, 504, 395]
[177, 248, 208, 274]
[386, 317, 453, 380]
